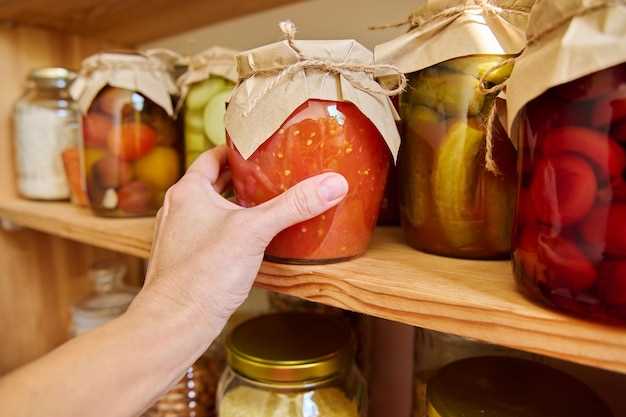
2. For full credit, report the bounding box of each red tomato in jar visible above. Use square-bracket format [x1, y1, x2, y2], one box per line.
[83, 113, 112, 148]
[541, 127, 626, 182]
[530, 154, 597, 226]
[228, 100, 391, 262]
[108, 122, 157, 161]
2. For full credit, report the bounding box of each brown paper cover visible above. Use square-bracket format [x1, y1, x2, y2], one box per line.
[224, 39, 401, 161]
[507, 0, 626, 130]
[176, 46, 238, 112]
[374, 0, 533, 74]
[70, 52, 178, 116]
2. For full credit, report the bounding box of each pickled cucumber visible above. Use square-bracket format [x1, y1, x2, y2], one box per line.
[400, 135, 433, 228]
[203, 87, 233, 146]
[185, 77, 226, 111]
[432, 122, 485, 250]
[184, 109, 205, 131]
[441, 55, 513, 85]
[482, 171, 515, 252]
[184, 127, 208, 152]
[407, 70, 485, 116]
[403, 105, 446, 148]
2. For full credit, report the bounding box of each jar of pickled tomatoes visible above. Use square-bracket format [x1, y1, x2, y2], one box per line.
[225, 28, 402, 264]
[71, 52, 181, 217]
[512, 64, 626, 323]
[507, 0, 626, 324]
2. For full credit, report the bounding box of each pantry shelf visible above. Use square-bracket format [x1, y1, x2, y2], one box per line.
[0, 0, 304, 44]
[1, 197, 625, 375]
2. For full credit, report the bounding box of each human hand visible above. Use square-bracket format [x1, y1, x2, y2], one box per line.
[130, 146, 348, 341]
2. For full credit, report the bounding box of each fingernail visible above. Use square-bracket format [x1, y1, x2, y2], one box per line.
[318, 174, 348, 202]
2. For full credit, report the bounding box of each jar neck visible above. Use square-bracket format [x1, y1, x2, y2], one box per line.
[229, 366, 349, 392]
[26, 84, 72, 100]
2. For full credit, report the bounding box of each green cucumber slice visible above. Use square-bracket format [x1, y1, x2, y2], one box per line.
[203, 87, 233, 146]
[185, 128, 208, 152]
[185, 109, 205, 131]
[185, 78, 226, 111]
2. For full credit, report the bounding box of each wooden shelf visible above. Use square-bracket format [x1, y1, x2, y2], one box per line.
[0, 0, 305, 45]
[1, 198, 626, 374]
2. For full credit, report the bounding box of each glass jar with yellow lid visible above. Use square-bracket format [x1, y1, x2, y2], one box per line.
[217, 313, 366, 417]
[426, 357, 612, 417]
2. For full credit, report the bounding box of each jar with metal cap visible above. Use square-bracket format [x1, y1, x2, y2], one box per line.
[14, 67, 80, 200]
[217, 313, 367, 417]
[426, 357, 613, 417]
[71, 260, 137, 336]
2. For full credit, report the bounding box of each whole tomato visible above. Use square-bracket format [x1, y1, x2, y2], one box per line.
[108, 122, 157, 161]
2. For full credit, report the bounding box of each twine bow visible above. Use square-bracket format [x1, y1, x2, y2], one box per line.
[241, 20, 407, 117]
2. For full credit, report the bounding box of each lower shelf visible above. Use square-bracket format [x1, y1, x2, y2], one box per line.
[1, 198, 625, 374]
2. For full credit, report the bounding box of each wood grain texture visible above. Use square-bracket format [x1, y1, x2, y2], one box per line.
[0, 24, 138, 373]
[2, 198, 626, 374]
[0, 0, 306, 44]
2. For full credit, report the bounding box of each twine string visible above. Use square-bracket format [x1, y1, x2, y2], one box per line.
[369, 0, 530, 30]
[241, 21, 407, 118]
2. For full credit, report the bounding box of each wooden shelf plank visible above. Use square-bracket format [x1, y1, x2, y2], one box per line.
[0, 0, 306, 45]
[1, 198, 625, 374]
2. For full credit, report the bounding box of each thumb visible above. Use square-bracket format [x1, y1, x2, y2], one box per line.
[250, 172, 348, 241]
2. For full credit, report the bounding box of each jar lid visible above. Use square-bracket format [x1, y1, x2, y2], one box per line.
[28, 67, 76, 89]
[225, 313, 354, 384]
[427, 357, 612, 417]
[72, 260, 137, 335]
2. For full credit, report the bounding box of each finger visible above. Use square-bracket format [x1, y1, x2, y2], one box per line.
[249, 172, 348, 241]
[186, 146, 228, 184]
[213, 169, 232, 194]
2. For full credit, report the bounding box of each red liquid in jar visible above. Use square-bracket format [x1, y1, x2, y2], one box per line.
[227, 99, 391, 264]
[512, 63, 626, 324]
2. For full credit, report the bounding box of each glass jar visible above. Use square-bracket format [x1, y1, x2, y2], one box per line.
[82, 86, 181, 217]
[217, 313, 367, 417]
[144, 355, 219, 417]
[512, 63, 626, 324]
[227, 99, 391, 264]
[399, 55, 517, 259]
[14, 67, 80, 200]
[184, 77, 235, 168]
[71, 260, 136, 336]
[413, 328, 538, 417]
[425, 357, 612, 417]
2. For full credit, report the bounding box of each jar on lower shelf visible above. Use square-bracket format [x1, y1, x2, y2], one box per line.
[217, 313, 367, 417]
[426, 357, 612, 417]
[144, 355, 220, 417]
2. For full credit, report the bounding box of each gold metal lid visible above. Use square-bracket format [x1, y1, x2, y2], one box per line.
[225, 313, 354, 384]
[427, 357, 612, 417]
[28, 67, 76, 89]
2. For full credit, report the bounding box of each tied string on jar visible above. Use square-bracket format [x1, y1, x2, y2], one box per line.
[241, 20, 407, 118]
[479, 0, 626, 175]
[368, 0, 529, 31]
[478, 58, 515, 176]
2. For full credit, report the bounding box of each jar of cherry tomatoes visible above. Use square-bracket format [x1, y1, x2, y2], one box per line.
[507, 1, 626, 323]
[71, 52, 181, 217]
[225, 24, 402, 264]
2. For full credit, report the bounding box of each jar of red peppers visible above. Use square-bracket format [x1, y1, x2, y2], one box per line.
[375, 0, 533, 259]
[225, 22, 402, 264]
[507, 0, 626, 323]
[71, 52, 181, 217]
